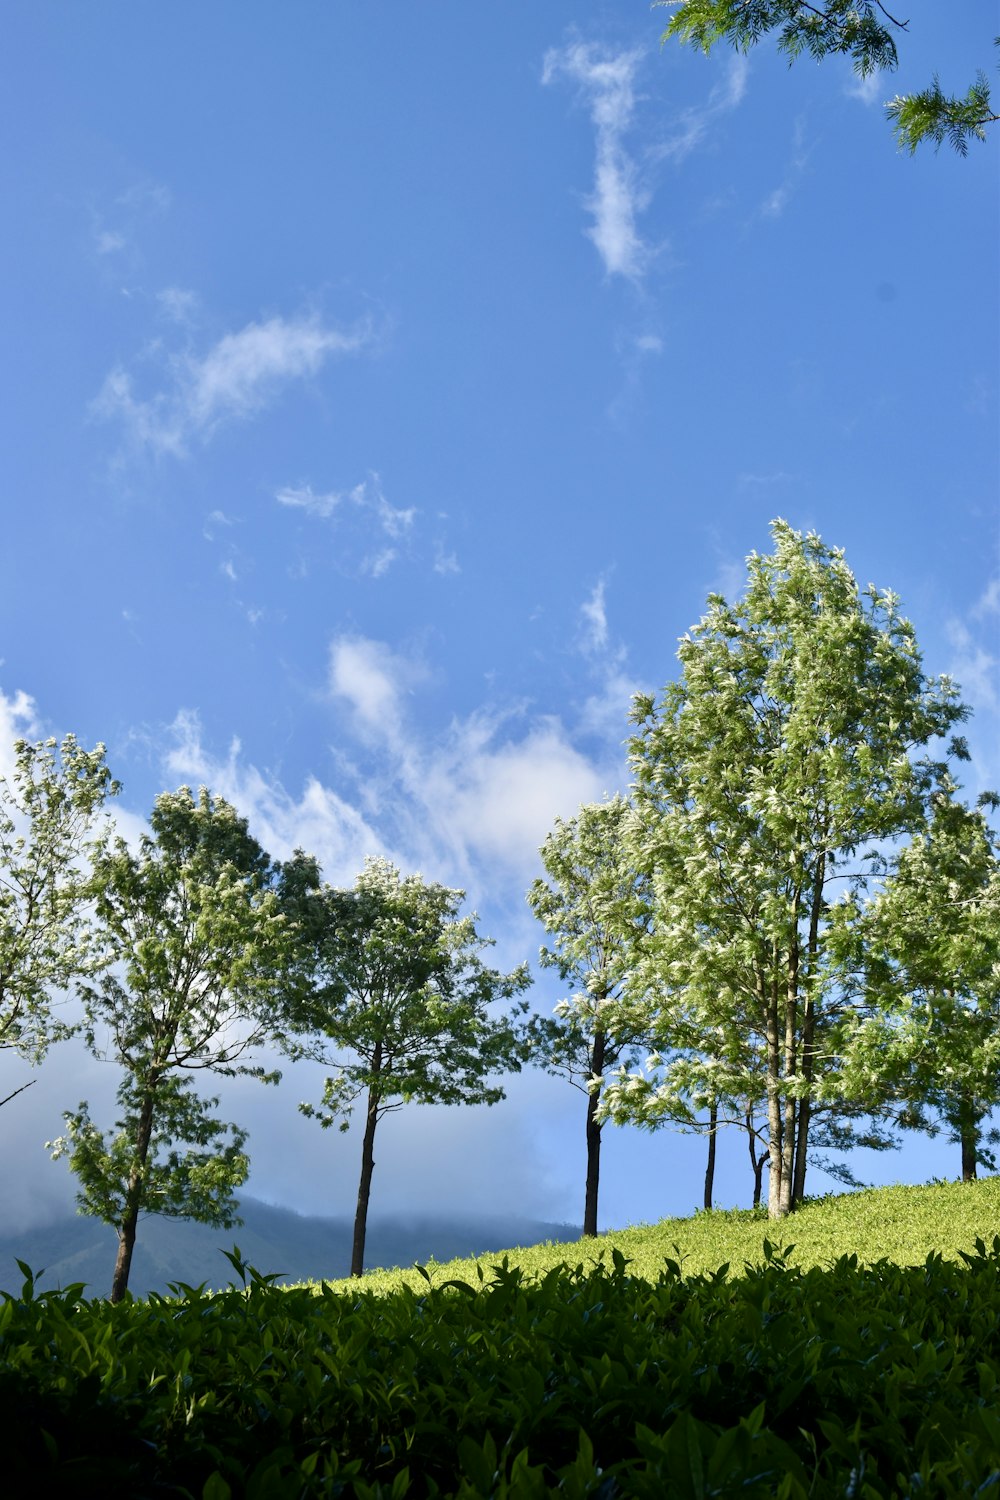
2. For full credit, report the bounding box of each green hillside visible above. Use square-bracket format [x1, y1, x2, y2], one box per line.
[319, 1175, 1000, 1295]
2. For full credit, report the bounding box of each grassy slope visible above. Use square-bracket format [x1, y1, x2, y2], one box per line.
[315, 1176, 1000, 1295]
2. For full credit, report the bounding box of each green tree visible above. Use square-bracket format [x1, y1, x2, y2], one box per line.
[50, 787, 289, 1301]
[0, 733, 118, 1103]
[602, 520, 964, 1218]
[658, 2, 999, 153]
[280, 855, 531, 1276]
[836, 783, 1000, 1180]
[526, 796, 654, 1236]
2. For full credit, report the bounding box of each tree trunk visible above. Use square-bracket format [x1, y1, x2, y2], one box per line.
[958, 1093, 979, 1182]
[764, 969, 784, 1219]
[582, 1029, 606, 1238]
[792, 854, 823, 1208]
[778, 927, 800, 1217]
[746, 1108, 766, 1208]
[792, 1094, 811, 1208]
[753, 1147, 766, 1208]
[110, 1082, 158, 1303]
[703, 1097, 718, 1211]
[351, 1084, 381, 1277]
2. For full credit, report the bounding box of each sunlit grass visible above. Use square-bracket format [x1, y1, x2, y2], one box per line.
[308, 1175, 1000, 1295]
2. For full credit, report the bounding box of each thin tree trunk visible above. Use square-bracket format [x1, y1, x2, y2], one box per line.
[764, 967, 784, 1219]
[753, 1148, 766, 1208]
[582, 1029, 606, 1237]
[792, 854, 824, 1208]
[779, 920, 800, 1218]
[792, 1095, 811, 1208]
[110, 1082, 158, 1303]
[746, 1107, 766, 1208]
[704, 1097, 718, 1211]
[958, 1093, 979, 1182]
[351, 1083, 381, 1277]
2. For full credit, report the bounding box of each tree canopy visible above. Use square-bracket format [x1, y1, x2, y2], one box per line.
[834, 782, 1000, 1179]
[658, 1, 999, 153]
[0, 733, 118, 1098]
[600, 519, 966, 1217]
[50, 786, 290, 1301]
[280, 854, 531, 1275]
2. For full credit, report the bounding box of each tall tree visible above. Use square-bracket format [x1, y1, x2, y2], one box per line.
[0, 733, 118, 1102]
[526, 796, 653, 1236]
[280, 855, 531, 1276]
[658, 2, 999, 153]
[50, 787, 289, 1301]
[602, 520, 964, 1217]
[836, 782, 1000, 1180]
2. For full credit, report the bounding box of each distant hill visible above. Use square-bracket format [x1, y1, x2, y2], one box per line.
[0, 1198, 578, 1298]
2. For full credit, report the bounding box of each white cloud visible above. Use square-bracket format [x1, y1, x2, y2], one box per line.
[0, 687, 39, 777]
[655, 56, 748, 164]
[324, 632, 618, 887]
[157, 286, 198, 324]
[277, 474, 416, 579]
[328, 637, 417, 737]
[845, 70, 883, 107]
[758, 117, 810, 220]
[95, 230, 126, 256]
[95, 313, 374, 457]
[580, 580, 609, 653]
[365, 549, 397, 579]
[163, 708, 381, 887]
[972, 577, 1000, 621]
[946, 618, 999, 715]
[543, 42, 649, 279]
[276, 482, 346, 519]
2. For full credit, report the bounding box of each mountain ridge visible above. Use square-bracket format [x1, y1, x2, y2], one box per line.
[0, 1197, 579, 1298]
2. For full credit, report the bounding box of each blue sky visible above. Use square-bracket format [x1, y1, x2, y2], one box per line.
[1, 3, 997, 1237]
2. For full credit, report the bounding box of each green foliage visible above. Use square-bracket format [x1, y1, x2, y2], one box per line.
[658, 2, 999, 153]
[52, 786, 289, 1298]
[284, 854, 531, 1126]
[4, 1180, 1000, 1495]
[886, 64, 1000, 154]
[53, 1077, 249, 1228]
[280, 854, 531, 1273]
[604, 520, 965, 1216]
[526, 798, 653, 1089]
[835, 785, 1000, 1174]
[0, 733, 118, 1070]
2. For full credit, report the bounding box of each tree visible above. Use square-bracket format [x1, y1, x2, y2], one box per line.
[526, 796, 654, 1236]
[658, 2, 999, 153]
[280, 855, 531, 1276]
[601, 520, 964, 1217]
[0, 733, 118, 1102]
[49, 787, 290, 1301]
[836, 782, 1000, 1179]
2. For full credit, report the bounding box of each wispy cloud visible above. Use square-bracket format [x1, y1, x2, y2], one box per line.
[276, 474, 416, 578]
[654, 56, 749, 164]
[759, 117, 810, 219]
[574, 578, 646, 741]
[845, 70, 883, 107]
[95, 313, 374, 457]
[947, 584, 1000, 715]
[543, 41, 648, 280]
[580, 579, 609, 654]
